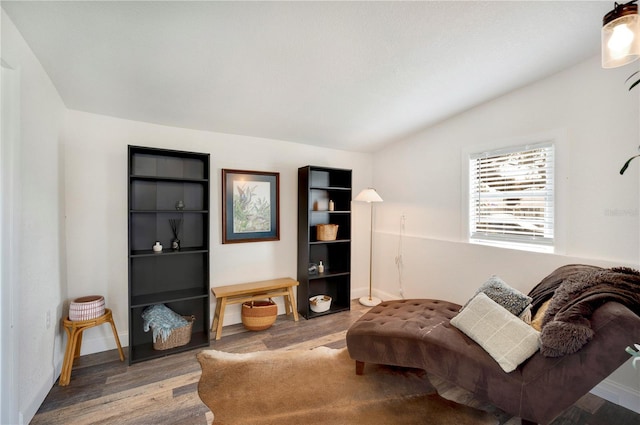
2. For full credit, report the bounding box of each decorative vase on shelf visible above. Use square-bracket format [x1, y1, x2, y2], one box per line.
[153, 241, 163, 253]
[169, 218, 182, 251]
[175, 200, 185, 210]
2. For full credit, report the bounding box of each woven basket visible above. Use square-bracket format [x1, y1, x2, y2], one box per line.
[309, 295, 332, 313]
[153, 315, 195, 350]
[69, 295, 105, 321]
[241, 300, 277, 331]
[317, 224, 339, 241]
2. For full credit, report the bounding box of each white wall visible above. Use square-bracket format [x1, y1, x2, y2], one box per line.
[62, 110, 374, 354]
[5, 3, 639, 417]
[1, 10, 66, 425]
[371, 56, 640, 411]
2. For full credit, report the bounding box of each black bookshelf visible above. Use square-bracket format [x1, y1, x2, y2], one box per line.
[127, 145, 210, 363]
[297, 166, 352, 319]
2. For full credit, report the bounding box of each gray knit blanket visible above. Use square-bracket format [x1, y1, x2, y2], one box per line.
[142, 304, 188, 343]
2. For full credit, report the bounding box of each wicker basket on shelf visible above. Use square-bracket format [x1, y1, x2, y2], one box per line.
[316, 224, 339, 241]
[153, 315, 195, 350]
[242, 300, 277, 331]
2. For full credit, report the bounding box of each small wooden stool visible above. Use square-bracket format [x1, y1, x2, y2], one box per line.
[60, 308, 125, 386]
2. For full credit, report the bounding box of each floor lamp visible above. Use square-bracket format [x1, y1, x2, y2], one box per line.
[354, 188, 383, 306]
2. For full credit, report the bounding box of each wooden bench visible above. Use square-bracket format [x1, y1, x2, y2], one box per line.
[210, 277, 299, 340]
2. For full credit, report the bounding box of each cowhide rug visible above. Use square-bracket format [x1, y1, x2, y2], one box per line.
[197, 346, 498, 425]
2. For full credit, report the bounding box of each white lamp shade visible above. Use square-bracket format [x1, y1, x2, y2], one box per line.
[602, 4, 640, 68]
[354, 188, 383, 203]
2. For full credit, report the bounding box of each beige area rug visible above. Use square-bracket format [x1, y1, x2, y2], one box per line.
[197, 347, 498, 425]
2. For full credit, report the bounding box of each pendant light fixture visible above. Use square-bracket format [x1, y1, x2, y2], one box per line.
[602, 1, 640, 68]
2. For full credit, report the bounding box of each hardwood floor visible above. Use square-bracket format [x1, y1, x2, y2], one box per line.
[32, 301, 639, 425]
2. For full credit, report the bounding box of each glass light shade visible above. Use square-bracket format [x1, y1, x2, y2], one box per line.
[354, 188, 383, 203]
[602, 6, 640, 68]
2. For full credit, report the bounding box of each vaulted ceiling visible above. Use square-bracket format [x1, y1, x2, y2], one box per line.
[2, 1, 609, 152]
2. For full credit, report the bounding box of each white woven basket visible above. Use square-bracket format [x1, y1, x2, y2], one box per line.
[69, 295, 105, 321]
[309, 295, 332, 313]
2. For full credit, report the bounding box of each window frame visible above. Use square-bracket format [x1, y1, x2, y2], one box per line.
[467, 141, 555, 253]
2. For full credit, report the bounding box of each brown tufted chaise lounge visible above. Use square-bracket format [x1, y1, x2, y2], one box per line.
[346, 296, 640, 425]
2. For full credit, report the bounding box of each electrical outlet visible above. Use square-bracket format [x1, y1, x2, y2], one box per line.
[46, 310, 51, 329]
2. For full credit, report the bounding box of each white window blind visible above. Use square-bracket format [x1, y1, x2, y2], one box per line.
[469, 142, 554, 249]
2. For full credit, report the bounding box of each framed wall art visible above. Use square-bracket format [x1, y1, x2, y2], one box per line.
[222, 169, 280, 243]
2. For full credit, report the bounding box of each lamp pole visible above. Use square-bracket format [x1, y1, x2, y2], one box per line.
[354, 188, 383, 307]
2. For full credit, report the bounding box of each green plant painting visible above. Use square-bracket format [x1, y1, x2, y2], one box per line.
[232, 181, 272, 233]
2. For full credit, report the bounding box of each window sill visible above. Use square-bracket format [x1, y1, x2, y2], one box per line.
[469, 238, 554, 254]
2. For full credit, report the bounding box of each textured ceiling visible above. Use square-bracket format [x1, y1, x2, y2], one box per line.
[2, 1, 610, 152]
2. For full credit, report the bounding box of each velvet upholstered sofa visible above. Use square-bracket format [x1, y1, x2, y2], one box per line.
[346, 264, 640, 425]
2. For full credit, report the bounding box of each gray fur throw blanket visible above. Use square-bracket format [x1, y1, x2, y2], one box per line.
[528, 264, 640, 357]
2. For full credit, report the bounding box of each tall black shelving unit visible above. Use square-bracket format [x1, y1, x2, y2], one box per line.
[127, 145, 210, 364]
[297, 166, 352, 319]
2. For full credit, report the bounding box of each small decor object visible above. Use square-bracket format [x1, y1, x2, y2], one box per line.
[329, 200, 335, 211]
[316, 224, 338, 241]
[309, 295, 332, 313]
[222, 169, 280, 244]
[141, 304, 194, 350]
[241, 299, 277, 331]
[318, 261, 325, 273]
[69, 295, 105, 321]
[308, 263, 318, 274]
[626, 343, 640, 369]
[169, 218, 182, 250]
[175, 200, 185, 210]
[152, 241, 163, 252]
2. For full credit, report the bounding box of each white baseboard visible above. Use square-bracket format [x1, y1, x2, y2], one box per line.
[80, 331, 129, 355]
[21, 368, 56, 425]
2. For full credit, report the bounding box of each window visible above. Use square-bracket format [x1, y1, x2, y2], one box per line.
[469, 142, 554, 251]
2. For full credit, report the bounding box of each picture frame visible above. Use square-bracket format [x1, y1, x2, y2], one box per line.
[222, 169, 280, 244]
